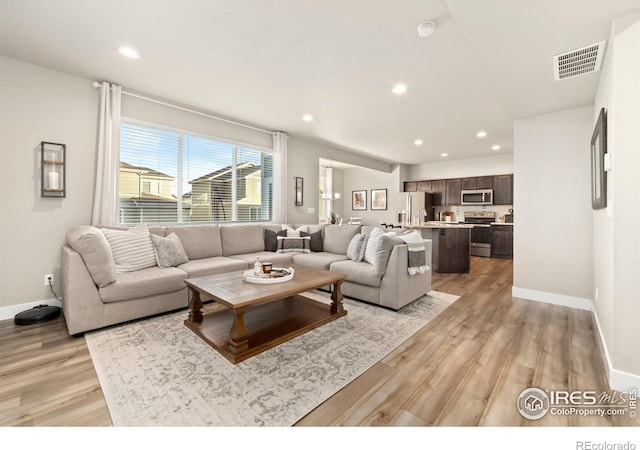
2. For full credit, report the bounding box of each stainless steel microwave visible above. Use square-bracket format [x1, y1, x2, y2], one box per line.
[461, 189, 493, 205]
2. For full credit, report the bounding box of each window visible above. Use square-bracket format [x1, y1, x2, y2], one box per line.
[119, 121, 273, 225]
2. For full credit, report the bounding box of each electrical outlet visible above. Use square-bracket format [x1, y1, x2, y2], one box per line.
[44, 274, 54, 286]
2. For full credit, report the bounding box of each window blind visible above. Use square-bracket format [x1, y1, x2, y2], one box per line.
[119, 121, 273, 225]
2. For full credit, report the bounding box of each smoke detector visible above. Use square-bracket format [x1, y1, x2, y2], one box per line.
[417, 21, 437, 37]
[553, 41, 606, 81]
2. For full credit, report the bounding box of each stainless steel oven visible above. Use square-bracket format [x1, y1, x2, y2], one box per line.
[463, 211, 496, 257]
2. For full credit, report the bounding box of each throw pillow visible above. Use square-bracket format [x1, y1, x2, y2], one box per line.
[282, 225, 309, 237]
[301, 230, 323, 252]
[363, 227, 402, 276]
[346, 233, 368, 262]
[276, 236, 311, 253]
[150, 232, 189, 268]
[264, 229, 287, 252]
[102, 223, 157, 273]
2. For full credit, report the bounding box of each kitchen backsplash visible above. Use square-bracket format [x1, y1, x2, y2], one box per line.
[434, 204, 514, 223]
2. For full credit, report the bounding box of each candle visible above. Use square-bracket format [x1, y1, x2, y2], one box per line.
[48, 172, 59, 190]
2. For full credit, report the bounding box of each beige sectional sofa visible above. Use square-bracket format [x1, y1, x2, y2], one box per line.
[62, 223, 432, 335]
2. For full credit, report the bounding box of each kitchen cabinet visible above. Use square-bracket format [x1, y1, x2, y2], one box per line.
[461, 176, 493, 190]
[491, 225, 513, 259]
[493, 174, 513, 205]
[431, 180, 446, 206]
[417, 180, 432, 192]
[445, 178, 462, 206]
[422, 227, 470, 273]
[404, 181, 418, 192]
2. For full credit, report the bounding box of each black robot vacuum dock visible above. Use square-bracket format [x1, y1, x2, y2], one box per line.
[14, 305, 61, 325]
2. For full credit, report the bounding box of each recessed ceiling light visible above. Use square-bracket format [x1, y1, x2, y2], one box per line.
[476, 130, 487, 138]
[417, 21, 437, 38]
[392, 83, 407, 95]
[302, 114, 313, 122]
[414, 139, 423, 146]
[118, 46, 140, 59]
[440, 153, 448, 157]
[492, 145, 501, 150]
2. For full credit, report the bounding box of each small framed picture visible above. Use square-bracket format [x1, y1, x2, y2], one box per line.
[371, 188, 387, 210]
[352, 190, 367, 210]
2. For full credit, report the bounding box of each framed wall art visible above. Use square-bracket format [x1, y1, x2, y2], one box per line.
[352, 190, 367, 210]
[371, 188, 387, 210]
[591, 107, 607, 210]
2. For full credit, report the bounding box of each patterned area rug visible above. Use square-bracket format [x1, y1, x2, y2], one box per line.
[85, 290, 459, 426]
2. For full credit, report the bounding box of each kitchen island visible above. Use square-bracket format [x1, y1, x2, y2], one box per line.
[406, 222, 472, 274]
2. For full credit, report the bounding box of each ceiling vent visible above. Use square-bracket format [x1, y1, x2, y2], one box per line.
[553, 41, 606, 81]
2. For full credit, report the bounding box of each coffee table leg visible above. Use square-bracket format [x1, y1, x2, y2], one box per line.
[229, 307, 249, 355]
[187, 288, 203, 323]
[331, 279, 344, 314]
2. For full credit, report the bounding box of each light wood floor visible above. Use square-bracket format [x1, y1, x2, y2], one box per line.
[0, 257, 633, 426]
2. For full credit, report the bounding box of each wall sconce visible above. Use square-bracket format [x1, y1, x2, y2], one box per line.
[41, 141, 66, 198]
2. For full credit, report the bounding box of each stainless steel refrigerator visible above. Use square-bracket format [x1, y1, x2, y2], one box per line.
[396, 191, 434, 226]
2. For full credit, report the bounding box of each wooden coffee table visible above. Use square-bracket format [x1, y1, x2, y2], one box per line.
[184, 264, 347, 364]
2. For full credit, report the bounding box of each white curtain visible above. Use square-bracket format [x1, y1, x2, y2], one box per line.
[91, 82, 122, 225]
[272, 131, 288, 224]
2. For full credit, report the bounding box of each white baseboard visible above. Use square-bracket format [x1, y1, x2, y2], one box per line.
[0, 298, 62, 322]
[511, 286, 592, 311]
[591, 308, 640, 392]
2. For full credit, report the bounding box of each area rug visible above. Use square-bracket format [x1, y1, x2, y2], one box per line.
[85, 290, 459, 427]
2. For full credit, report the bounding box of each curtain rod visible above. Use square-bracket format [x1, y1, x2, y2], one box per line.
[92, 81, 276, 136]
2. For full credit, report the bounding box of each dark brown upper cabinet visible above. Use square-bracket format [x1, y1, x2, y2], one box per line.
[445, 178, 462, 206]
[492, 174, 513, 205]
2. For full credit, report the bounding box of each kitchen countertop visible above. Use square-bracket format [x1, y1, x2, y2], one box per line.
[490, 222, 514, 226]
[405, 222, 474, 229]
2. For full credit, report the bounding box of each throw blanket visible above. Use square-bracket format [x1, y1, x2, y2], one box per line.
[394, 230, 430, 275]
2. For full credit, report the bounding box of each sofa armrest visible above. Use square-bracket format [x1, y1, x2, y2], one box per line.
[379, 240, 432, 310]
[62, 245, 105, 335]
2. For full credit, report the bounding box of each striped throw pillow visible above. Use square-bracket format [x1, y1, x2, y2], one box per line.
[276, 236, 311, 253]
[102, 224, 157, 273]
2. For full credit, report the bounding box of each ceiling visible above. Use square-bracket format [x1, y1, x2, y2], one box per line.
[1, 0, 639, 165]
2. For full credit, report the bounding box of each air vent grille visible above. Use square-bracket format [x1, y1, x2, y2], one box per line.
[553, 41, 606, 81]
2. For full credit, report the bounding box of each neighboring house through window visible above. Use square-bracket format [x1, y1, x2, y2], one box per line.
[119, 121, 273, 225]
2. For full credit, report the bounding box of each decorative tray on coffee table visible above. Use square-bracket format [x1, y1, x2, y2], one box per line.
[242, 267, 295, 284]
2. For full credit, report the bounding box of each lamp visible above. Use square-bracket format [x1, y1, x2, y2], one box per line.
[40, 141, 66, 197]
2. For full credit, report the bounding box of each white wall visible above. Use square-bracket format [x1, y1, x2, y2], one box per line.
[341, 165, 404, 226]
[513, 106, 594, 302]
[408, 153, 513, 180]
[0, 56, 98, 313]
[286, 136, 393, 225]
[592, 10, 640, 385]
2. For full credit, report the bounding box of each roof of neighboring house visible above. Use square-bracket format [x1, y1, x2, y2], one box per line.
[120, 161, 174, 180]
[189, 162, 259, 184]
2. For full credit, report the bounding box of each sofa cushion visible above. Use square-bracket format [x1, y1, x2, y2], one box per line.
[150, 232, 189, 268]
[291, 252, 348, 270]
[221, 225, 265, 256]
[165, 225, 222, 260]
[102, 224, 157, 273]
[99, 266, 187, 303]
[65, 225, 117, 288]
[264, 229, 287, 252]
[229, 251, 294, 267]
[323, 225, 361, 255]
[330, 260, 382, 288]
[177, 257, 248, 278]
[363, 228, 404, 276]
[346, 233, 368, 262]
[301, 230, 323, 252]
[277, 236, 310, 253]
[293, 224, 325, 234]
